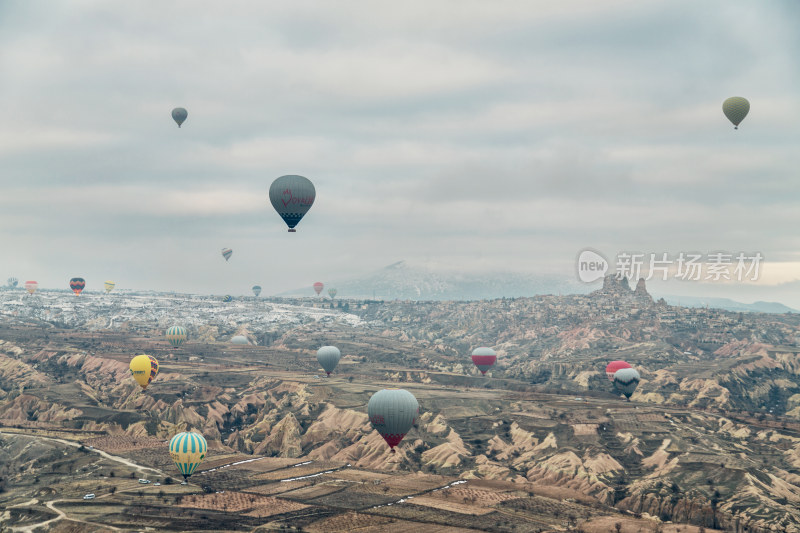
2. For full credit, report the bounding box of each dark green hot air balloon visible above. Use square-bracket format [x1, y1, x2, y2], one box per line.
[722, 97, 749, 129]
[172, 107, 188, 128]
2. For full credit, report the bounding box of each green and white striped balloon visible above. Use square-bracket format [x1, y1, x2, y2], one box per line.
[168, 431, 207, 480]
[166, 326, 188, 348]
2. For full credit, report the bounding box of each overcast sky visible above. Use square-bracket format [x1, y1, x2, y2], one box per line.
[1, 1, 798, 301]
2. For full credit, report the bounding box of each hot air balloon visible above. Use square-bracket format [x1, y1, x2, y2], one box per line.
[129, 354, 159, 390]
[69, 278, 86, 296]
[221, 248, 232, 261]
[317, 346, 341, 377]
[313, 282, 324, 296]
[268, 175, 315, 232]
[613, 367, 640, 401]
[104, 280, 115, 294]
[7, 277, 18, 288]
[171, 107, 188, 128]
[471, 347, 497, 375]
[722, 97, 749, 129]
[368, 389, 419, 453]
[231, 335, 249, 345]
[168, 432, 207, 480]
[328, 288, 337, 299]
[222, 295, 233, 302]
[24, 281, 38, 295]
[252, 285, 262, 297]
[605, 360, 631, 381]
[166, 326, 188, 348]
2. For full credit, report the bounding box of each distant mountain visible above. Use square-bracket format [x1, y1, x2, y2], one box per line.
[279, 260, 589, 301]
[658, 294, 798, 314]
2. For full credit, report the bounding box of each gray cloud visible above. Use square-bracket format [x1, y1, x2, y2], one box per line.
[1, 1, 798, 299]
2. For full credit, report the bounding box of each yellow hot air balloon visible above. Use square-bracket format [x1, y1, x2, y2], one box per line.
[129, 354, 159, 390]
[104, 280, 115, 294]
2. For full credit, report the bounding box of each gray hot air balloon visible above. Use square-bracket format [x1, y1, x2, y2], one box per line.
[316, 346, 341, 376]
[252, 285, 262, 297]
[367, 389, 419, 452]
[172, 107, 188, 128]
[268, 175, 316, 232]
[613, 367, 640, 401]
[722, 97, 749, 129]
[231, 335, 249, 345]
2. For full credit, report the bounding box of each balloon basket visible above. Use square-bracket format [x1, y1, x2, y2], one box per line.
[288, 229, 296, 233]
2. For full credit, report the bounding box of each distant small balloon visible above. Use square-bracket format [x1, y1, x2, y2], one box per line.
[69, 277, 86, 296]
[328, 288, 337, 299]
[252, 285, 262, 297]
[104, 280, 115, 294]
[313, 282, 324, 296]
[222, 248, 232, 261]
[223, 295, 233, 302]
[172, 107, 188, 128]
[722, 97, 749, 129]
[24, 281, 38, 295]
[166, 326, 188, 348]
[7, 277, 18, 288]
[231, 335, 249, 345]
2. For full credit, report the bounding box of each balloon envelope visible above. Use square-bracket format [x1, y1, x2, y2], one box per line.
[24, 281, 38, 295]
[104, 280, 115, 293]
[223, 295, 233, 302]
[613, 367, 640, 400]
[129, 354, 159, 390]
[166, 326, 188, 348]
[313, 282, 324, 295]
[368, 389, 419, 451]
[169, 432, 207, 480]
[231, 335, 249, 345]
[605, 360, 631, 381]
[69, 278, 86, 295]
[328, 288, 337, 299]
[171, 107, 188, 127]
[317, 346, 341, 376]
[722, 97, 749, 129]
[269, 175, 315, 232]
[252, 285, 262, 297]
[222, 248, 232, 261]
[471, 347, 497, 375]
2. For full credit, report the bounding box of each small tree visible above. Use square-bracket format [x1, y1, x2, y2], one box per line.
[615, 522, 622, 533]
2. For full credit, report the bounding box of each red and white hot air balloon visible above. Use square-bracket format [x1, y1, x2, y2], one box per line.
[471, 347, 497, 375]
[313, 282, 324, 296]
[605, 360, 631, 381]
